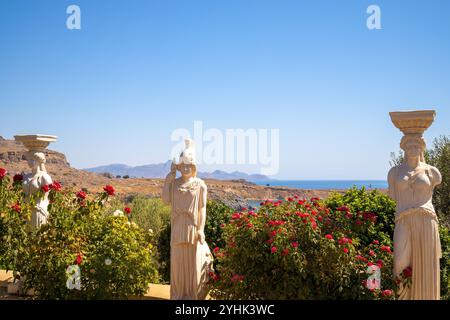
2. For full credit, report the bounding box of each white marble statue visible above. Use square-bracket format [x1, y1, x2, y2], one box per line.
[388, 111, 442, 300]
[162, 138, 213, 300]
[23, 151, 53, 228]
[14, 135, 57, 229]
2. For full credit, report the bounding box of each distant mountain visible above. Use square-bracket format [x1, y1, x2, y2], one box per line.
[84, 161, 271, 181]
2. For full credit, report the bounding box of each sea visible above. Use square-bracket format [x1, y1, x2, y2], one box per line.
[252, 180, 388, 190]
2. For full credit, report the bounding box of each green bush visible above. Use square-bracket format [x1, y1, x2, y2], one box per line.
[439, 225, 450, 300]
[205, 200, 234, 250]
[210, 195, 397, 300]
[0, 171, 159, 299]
[325, 187, 396, 246]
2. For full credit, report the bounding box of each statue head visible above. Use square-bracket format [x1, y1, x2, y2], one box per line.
[400, 134, 426, 162]
[178, 138, 197, 179]
[27, 151, 47, 172]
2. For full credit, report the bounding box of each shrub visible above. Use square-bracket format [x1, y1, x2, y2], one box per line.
[325, 187, 396, 246]
[205, 200, 234, 250]
[209, 196, 396, 300]
[0, 172, 159, 299]
[440, 225, 450, 300]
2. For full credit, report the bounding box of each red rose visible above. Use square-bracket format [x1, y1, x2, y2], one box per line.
[337, 206, 350, 212]
[381, 289, 393, 297]
[213, 247, 220, 253]
[246, 223, 253, 228]
[124, 207, 132, 215]
[291, 242, 299, 248]
[282, 248, 290, 256]
[343, 248, 349, 254]
[13, 174, 23, 183]
[10, 203, 21, 213]
[0, 168, 7, 179]
[231, 274, 244, 282]
[381, 245, 392, 253]
[325, 234, 333, 240]
[76, 254, 83, 265]
[271, 246, 277, 254]
[402, 266, 412, 278]
[356, 255, 368, 263]
[50, 182, 62, 191]
[369, 250, 375, 257]
[372, 240, 380, 245]
[287, 197, 293, 202]
[103, 185, 115, 196]
[41, 185, 50, 192]
[376, 259, 384, 268]
[345, 213, 353, 219]
[76, 191, 87, 199]
[231, 213, 241, 220]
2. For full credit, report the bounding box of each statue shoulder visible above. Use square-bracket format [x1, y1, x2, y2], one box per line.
[41, 172, 53, 185]
[197, 178, 207, 190]
[388, 165, 400, 180]
[427, 165, 442, 185]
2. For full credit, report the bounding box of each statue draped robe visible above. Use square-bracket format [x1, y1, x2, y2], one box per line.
[162, 176, 213, 300]
[389, 164, 442, 300]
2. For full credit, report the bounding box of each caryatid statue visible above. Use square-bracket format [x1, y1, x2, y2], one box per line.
[162, 138, 213, 300]
[14, 135, 57, 228]
[388, 110, 442, 300]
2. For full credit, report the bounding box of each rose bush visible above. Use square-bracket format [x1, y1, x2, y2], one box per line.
[0, 170, 159, 299]
[325, 187, 396, 246]
[209, 193, 397, 300]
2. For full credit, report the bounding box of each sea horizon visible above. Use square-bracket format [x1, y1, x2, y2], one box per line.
[252, 180, 388, 190]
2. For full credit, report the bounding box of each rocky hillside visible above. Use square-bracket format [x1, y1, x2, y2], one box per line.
[0, 136, 338, 208]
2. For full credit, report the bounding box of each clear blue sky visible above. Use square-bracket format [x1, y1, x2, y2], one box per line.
[1, 0, 449, 179]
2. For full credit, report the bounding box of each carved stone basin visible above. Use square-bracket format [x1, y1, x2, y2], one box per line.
[14, 134, 58, 151]
[389, 110, 436, 135]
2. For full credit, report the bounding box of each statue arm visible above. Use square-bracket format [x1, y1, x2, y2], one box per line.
[161, 173, 175, 205]
[430, 166, 442, 188]
[388, 167, 397, 201]
[197, 182, 207, 244]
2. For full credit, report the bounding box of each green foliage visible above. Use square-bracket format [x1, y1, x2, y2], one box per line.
[325, 187, 396, 245]
[426, 136, 450, 223]
[439, 225, 450, 300]
[210, 195, 397, 300]
[0, 174, 159, 299]
[126, 196, 170, 238]
[205, 200, 233, 250]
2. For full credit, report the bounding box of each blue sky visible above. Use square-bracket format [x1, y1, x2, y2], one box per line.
[0, 0, 449, 179]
